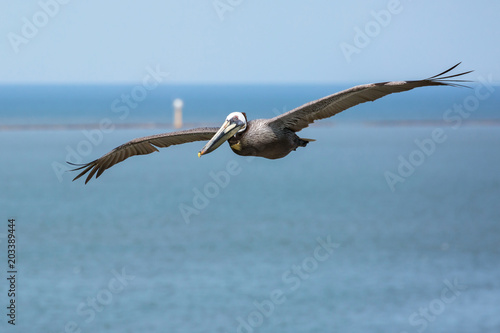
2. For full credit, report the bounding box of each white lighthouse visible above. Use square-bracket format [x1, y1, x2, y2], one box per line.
[173, 98, 183, 129]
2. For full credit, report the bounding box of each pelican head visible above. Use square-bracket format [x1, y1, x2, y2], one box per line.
[198, 112, 247, 157]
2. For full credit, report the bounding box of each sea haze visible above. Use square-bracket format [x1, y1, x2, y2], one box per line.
[0, 84, 499, 332]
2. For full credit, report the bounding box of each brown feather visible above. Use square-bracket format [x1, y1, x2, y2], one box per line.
[69, 127, 219, 183]
[268, 63, 472, 132]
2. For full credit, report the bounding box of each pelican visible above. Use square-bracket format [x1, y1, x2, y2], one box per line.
[70, 63, 471, 183]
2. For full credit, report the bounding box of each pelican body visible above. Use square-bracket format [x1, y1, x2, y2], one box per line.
[70, 63, 471, 183]
[200, 116, 313, 160]
[231, 119, 317, 159]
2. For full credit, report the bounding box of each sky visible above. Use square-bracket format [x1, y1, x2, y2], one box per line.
[0, 0, 499, 84]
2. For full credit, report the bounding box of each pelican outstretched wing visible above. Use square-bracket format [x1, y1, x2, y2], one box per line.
[69, 127, 219, 183]
[268, 63, 472, 132]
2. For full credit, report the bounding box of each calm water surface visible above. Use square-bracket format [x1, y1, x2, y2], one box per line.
[0, 84, 499, 332]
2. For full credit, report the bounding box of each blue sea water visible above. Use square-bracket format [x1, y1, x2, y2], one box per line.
[0, 84, 499, 332]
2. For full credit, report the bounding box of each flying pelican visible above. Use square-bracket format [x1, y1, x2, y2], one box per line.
[70, 63, 471, 183]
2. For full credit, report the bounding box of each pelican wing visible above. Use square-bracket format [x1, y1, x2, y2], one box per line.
[69, 127, 219, 183]
[268, 63, 472, 132]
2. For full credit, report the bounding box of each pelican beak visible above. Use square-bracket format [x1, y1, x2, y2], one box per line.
[198, 118, 244, 157]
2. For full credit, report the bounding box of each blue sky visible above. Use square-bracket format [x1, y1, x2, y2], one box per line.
[1, 0, 499, 84]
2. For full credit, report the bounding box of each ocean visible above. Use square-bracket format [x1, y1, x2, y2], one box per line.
[0, 84, 499, 332]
